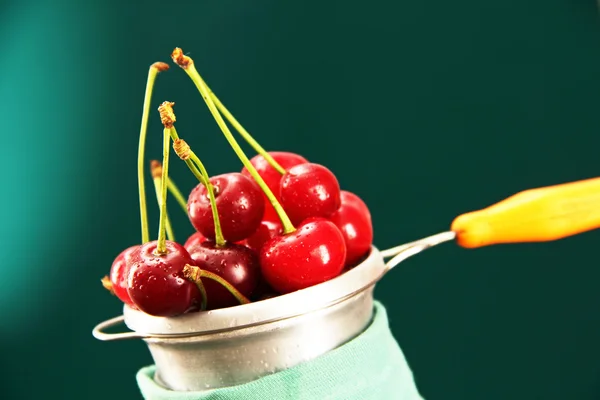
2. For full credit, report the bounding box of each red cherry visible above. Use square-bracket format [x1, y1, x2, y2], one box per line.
[239, 220, 282, 301]
[184, 231, 207, 250]
[127, 240, 201, 317]
[187, 241, 261, 310]
[239, 219, 283, 254]
[280, 163, 342, 225]
[252, 279, 278, 301]
[260, 218, 346, 294]
[108, 245, 139, 308]
[329, 191, 373, 267]
[242, 152, 308, 195]
[242, 152, 308, 220]
[257, 292, 278, 301]
[187, 173, 265, 242]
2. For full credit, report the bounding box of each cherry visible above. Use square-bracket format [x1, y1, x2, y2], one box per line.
[184, 231, 207, 250]
[125, 104, 202, 317]
[187, 241, 260, 310]
[242, 152, 308, 220]
[329, 191, 373, 267]
[187, 172, 264, 243]
[127, 240, 201, 316]
[251, 277, 278, 301]
[239, 219, 283, 254]
[280, 163, 342, 225]
[242, 152, 308, 195]
[260, 218, 346, 294]
[101, 62, 169, 308]
[257, 292, 278, 301]
[104, 245, 139, 308]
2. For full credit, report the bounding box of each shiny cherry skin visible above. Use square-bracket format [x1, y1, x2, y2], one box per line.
[109, 245, 139, 308]
[241, 152, 308, 221]
[252, 279, 277, 301]
[184, 231, 207, 250]
[187, 241, 261, 310]
[239, 219, 283, 254]
[187, 173, 265, 243]
[329, 191, 373, 267]
[257, 292, 278, 301]
[280, 163, 341, 225]
[237, 219, 282, 299]
[260, 218, 346, 294]
[127, 240, 201, 317]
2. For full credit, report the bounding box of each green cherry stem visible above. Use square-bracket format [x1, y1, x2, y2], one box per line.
[175, 142, 207, 186]
[138, 62, 169, 244]
[156, 125, 171, 255]
[183, 265, 250, 305]
[199, 78, 286, 175]
[167, 179, 188, 215]
[151, 161, 176, 242]
[173, 138, 226, 247]
[158, 101, 226, 247]
[190, 269, 208, 311]
[171, 48, 295, 234]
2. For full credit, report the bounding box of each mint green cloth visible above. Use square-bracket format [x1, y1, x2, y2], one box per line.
[137, 301, 424, 400]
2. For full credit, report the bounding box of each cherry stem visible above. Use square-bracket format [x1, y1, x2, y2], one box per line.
[151, 161, 175, 242]
[172, 137, 226, 247]
[199, 78, 286, 175]
[193, 272, 208, 311]
[156, 127, 171, 255]
[138, 62, 169, 244]
[171, 48, 295, 234]
[167, 178, 188, 215]
[183, 264, 250, 305]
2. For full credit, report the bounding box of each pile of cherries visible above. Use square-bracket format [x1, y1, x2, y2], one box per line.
[102, 49, 374, 317]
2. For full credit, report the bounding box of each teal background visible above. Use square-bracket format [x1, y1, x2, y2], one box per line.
[2, 1, 600, 399]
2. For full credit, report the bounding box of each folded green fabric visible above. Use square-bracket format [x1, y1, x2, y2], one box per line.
[137, 301, 424, 400]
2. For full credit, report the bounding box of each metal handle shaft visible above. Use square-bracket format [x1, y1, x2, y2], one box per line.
[92, 315, 144, 341]
[382, 231, 456, 270]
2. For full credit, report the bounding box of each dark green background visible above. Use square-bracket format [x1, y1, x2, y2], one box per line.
[2, 0, 600, 399]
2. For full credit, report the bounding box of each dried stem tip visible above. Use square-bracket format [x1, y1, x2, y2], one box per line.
[183, 264, 200, 281]
[171, 48, 193, 69]
[101, 276, 115, 295]
[158, 101, 176, 128]
[151, 62, 170, 72]
[150, 160, 162, 178]
[173, 139, 191, 160]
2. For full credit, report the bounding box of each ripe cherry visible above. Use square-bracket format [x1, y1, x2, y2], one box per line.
[329, 191, 373, 267]
[242, 152, 308, 221]
[280, 163, 342, 225]
[260, 218, 347, 294]
[107, 245, 139, 308]
[257, 292, 278, 301]
[239, 219, 283, 254]
[127, 240, 201, 316]
[187, 241, 261, 310]
[187, 172, 265, 243]
[184, 231, 207, 250]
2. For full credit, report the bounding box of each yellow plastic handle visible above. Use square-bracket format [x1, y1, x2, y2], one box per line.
[451, 177, 600, 248]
